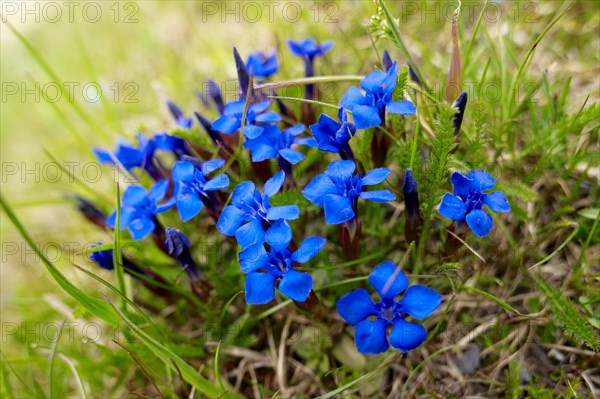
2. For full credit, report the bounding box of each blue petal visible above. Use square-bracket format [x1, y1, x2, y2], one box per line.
[359, 190, 395, 202]
[216, 206, 246, 236]
[243, 124, 264, 140]
[336, 288, 377, 325]
[148, 179, 169, 202]
[302, 175, 338, 205]
[201, 159, 225, 175]
[467, 170, 496, 191]
[278, 148, 304, 164]
[352, 105, 382, 129]
[438, 194, 467, 221]
[354, 319, 389, 355]
[93, 148, 113, 164]
[235, 219, 265, 249]
[223, 100, 245, 115]
[312, 113, 340, 141]
[319, 40, 334, 54]
[389, 319, 427, 352]
[278, 269, 313, 302]
[287, 40, 305, 58]
[266, 205, 299, 221]
[361, 168, 390, 185]
[263, 171, 285, 197]
[122, 186, 147, 206]
[340, 86, 367, 110]
[176, 194, 203, 222]
[368, 261, 409, 299]
[254, 111, 281, 123]
[383, 62, 398, 95]
[323, 194, 355, 224]
[245, 140, 278, 162]
[386, 100, 416, 115]
[325, 160, 356, 182]
[212, 115, 239, 134]
[284, 124, 305, 136]
[295, 137, 319, 148]
[450, 171, 473, 198]
[292, 237, 326, 264]
[465, 209, 493, 238]
[360, 70, 387, 92]
[172, 161, 195, 182]
[265, 220, 292, 251]
[232, 181, 256, 207]
[239, 243, 268, 273]
[204, 174, 230, 191]
[484, 192, 511, 213]
[399, 285, 442, 319]
[155, 197, 175, 213]
[249, 101, 271, 114]
[128, 217, 155, 240]
[245, 272, 276, 304]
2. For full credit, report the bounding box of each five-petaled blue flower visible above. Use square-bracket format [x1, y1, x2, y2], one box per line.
[302, 160, 395, 224]
[107, 180, 175, 240]
[217, 171, 299, 249]
[340, 61, 416, 129]
[336, 261, 442, 354]
[93, 133, 160, 179]
[307, 108, 356, 160]
[438, 170, 511, 238]
[244, 124, 311, 165]
[212, 100, 281, 140]
[239, 233, 326, 304]
[245, 51, 278, 78]
[287, 38, 334, 61]
[172, 157, 229, 222]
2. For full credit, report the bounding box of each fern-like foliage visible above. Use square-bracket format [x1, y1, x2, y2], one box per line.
[530, 273, 600, 351]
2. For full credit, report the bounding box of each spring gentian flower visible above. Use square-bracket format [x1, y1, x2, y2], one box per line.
[243, 124, 310, 164]
[172, 157, 229, 221]
[93, 133, 162, 180]
[154, 132, 192, 158]
[106, 180, 175, 240]
[246, 51, 278, 78]
[167, 100, 193, 129]
[340, 61, 416, 129]
[302, 160, 395, 224]
[307, 108, 356, 161]
[212, 100, 281, 139]
[336, 261, 442, 354]
[240, 235, 326, 304]
[217, 171, 299, 249]
[288, 37, 333, 102]
[438, 170, 511, 238]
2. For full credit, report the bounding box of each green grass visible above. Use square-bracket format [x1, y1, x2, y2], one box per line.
[1, 1, 599, 397]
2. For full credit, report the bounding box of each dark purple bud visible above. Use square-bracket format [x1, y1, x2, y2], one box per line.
[452, 92, 468, 136]
[408, 64, 421, 86]
[382, 50, 393, 72]
[89, 243, 143, 275]
[402, 169, 420, 220]
[233, 47, 250, 99]
[205, 79, 225, 114]
[194, 112, 227, 149]
[167, 100, 184, 121]
[74, 196, 106, 228]
[165, 228, 201, 281]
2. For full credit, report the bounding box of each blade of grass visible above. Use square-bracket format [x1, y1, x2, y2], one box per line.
[112, 183, 128, 310]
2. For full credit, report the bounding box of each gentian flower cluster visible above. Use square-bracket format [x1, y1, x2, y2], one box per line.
[438, 170, 510, 237]
[340, 61, 416, 129]
[303, 160, 395, 224]
[212, 100, 281, 139]
[336, 261, 442, 354]
[245, 51, 278, 79]
[93, 133, 162, 180]
[217, 171, 299, 249]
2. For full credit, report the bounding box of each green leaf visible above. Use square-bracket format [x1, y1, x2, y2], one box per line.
[530, 273, 600, 351]
[0, 195, 119, 325]
[578, 208, 599, 220]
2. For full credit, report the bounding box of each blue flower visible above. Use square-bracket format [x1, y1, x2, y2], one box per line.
[438, 170, 511, 238]
[167, 100, 193, 129]
[340, 61, 416, 129]
[336, 261, 442, 354]
[172, 157, 229, 221]
[154, 132, 191, 158]
[402, 168, 420, 220]
[106, 180, 175, 240]
[239, 235, 326, 304]
[287, 38, 334, 61]
[212, 100, 281, 139]
[307, 108, 356, 160]
[217, 171, 299, 249]
[93, 133, 161, 179]
[245, 51, 278, 78]
[302, 160, 395, 224]
[243, 124, 311, 165]
[89, 242, 143, 275]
